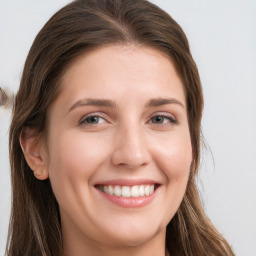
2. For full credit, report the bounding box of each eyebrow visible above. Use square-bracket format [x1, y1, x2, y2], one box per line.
[68, 98, 117, 112]
[68, 97, 184, 112]
[146, 98, 185, 108]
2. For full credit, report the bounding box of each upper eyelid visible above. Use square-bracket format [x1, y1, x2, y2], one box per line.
[79, 112, 109, 124]
[149, 111, 176, 120]
[148, 112, 178, 126]
[149, 115, 176, 124]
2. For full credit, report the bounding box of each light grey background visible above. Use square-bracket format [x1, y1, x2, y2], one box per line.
[0, 1, 255, 255]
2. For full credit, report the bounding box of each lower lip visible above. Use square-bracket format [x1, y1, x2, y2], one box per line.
[96, 188, 157, 208]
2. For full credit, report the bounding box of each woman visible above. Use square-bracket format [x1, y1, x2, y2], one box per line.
[6, 0, 235, 255]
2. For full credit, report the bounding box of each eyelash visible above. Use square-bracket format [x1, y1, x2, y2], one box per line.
[79, 113, 107, 126]
[79, 113, 177, 127]
[148, 114, 177, 125]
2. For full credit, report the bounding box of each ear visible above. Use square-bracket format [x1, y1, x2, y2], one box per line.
[20, 127, 49, 180]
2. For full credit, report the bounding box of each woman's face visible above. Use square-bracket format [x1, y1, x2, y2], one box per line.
[44, 45, 192, 252]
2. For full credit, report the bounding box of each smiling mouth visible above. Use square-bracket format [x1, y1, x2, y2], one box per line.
[95, 184, 159, 198]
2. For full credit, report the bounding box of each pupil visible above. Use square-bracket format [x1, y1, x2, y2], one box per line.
[153, 116, 164, 123]
[88, 116, 99, 123]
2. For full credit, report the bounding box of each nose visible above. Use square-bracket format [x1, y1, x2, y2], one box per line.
[111, 124, 150, 170]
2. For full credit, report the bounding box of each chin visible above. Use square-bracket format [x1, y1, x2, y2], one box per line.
[101, 221, 164, 248]
[107, 233, 154, 248]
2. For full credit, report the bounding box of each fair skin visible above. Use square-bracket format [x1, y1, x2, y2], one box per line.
[21, 45, 192, 256]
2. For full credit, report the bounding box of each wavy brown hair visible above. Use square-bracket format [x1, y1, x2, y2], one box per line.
[6, 0, 235, 255]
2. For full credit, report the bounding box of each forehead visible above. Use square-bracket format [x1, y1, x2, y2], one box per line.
[52, 45, 185, 112]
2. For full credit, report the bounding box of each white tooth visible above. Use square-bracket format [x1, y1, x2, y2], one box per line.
[108, 185, 114, 195]
[149, 185, 154, 195]
[103, 186, 108, 194]
[122, 186, 131, 197]
[114, 186, 122, 196]
[139, 185, 145, 196]
[105, 184, 153, 197]
[131, 185, 140, 197]
[145, 185, 150, 196]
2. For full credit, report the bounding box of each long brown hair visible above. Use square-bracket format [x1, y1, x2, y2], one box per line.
[7, 0, 235, 255]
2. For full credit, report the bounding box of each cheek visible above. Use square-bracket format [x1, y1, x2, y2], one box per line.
[151, 132, 192, 222]
[46, 130, 110, 197]
[152, 132, 192, 180]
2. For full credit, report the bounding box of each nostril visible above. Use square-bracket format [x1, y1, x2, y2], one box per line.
[111, 148, 150, 170]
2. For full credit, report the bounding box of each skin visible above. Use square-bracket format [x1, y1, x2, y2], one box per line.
[22, 45, 192, 256]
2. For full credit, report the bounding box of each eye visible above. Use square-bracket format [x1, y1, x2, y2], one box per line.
[80, 115, 106, 125]
[150, 114, 177, 125]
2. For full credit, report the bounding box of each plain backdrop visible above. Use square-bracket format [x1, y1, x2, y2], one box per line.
[0, 1, 255, 255]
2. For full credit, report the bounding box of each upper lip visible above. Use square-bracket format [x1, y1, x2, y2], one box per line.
[94, 179, 161, 186]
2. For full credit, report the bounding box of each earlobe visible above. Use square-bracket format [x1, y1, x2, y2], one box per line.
[20, 127, 49, 180]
